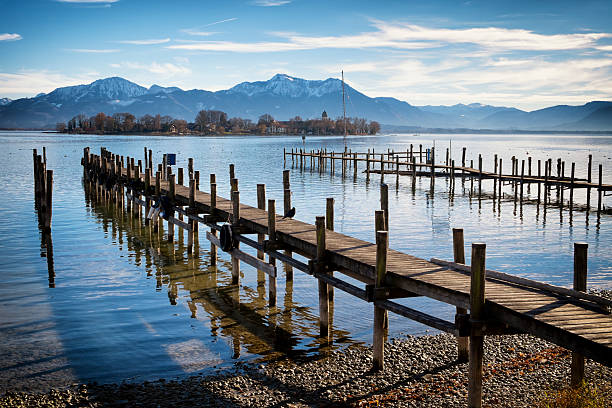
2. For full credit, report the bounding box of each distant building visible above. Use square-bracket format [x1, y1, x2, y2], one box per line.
[322, 110, 328, 120]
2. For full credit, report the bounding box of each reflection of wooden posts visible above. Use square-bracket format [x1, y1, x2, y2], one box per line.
[571, 242, 588, 387]
[316, 216, 329, 338]
[354, 153, 358, 179]
[144, 169, 151, 225]
[453, 228, 469, 362]
[268, 199, 277, 306]
[210, 177, 217, 263]
[326, 197, 334, 302]
[283, 170, 293, 279]
[395, 156, 400, 188]
[381, 183, 389, 231]
[231, 189, 240, 285]
[586, 155, 592, 211]
[498, 158, 502, 200]
[373, 230, 388, 372]
[544, 162, 549, 208]
[468, 243, 486, 408]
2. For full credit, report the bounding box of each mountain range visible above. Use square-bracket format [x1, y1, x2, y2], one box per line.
[0, 74, 610, 131]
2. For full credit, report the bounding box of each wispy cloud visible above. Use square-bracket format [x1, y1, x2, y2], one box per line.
[180, 29, 218, 37]
[205, 18, 237, 26]
[111, 61, 191, 76]
[0, 33, 22, 41]
[68, 48, 119, 53]
[252, 0, 291, 6]
[167, 21, 612, 53]
[56, 0, 119, 3]
[118, 38, 170, 45]
[0, 70, 100, 97]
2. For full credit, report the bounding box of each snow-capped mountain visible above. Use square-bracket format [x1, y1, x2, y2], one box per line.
[0, 74, 610, 130]
[227, 74, 343, 98]
[0, 98, 11, 106]
[43, 77, 147, 104]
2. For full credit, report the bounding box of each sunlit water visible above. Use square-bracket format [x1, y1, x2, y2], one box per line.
[1, 131, 611, 392]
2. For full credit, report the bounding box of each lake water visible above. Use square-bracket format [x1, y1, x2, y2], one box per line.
[1, 131, 611, 392]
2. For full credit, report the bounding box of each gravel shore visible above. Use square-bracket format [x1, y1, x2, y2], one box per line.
[2, 290, 611, 408]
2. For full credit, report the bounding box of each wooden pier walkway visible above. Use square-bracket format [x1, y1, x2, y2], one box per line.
[83, 147, 611, 407]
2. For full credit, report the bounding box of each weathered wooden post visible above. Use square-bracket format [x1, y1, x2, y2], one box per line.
[520, 160, 525, 205]
[430, 147, 435, 187]
[257, 184, 266, 262]
[380, 154, 385, 184]
[560, 161, 566, 209]
[468, 243, 486, 408]
[493, 155, 498, 201]
[586, 155, 592, 212]
[570, 163, 575, 214]
[597, 164, 602, 217]
[453, 228, 469, 362]
[373, 230, 388, 372]
[268, 199, 277, 306]
[187, 179, 195, 254]
[462, 147, 466, 181]
[168, 174, 175, 243]
[366, 151, 370, 181]
[188, 158, 193, 181]
[478, 154, 482, 198]
[537, 160, 542, 205]
[571, 242, 588, 387]
[231, 188, 240, 285]
[326, 197, 334, 302]
[44, 170, 53, 232]
[210, 176, 217, 263]
[316, 216, 329, 338]
[380, 183, 389, 230]
[395, 156, 400, 188]
[283, 170, 293, 279]
[194, 170, 200, 191]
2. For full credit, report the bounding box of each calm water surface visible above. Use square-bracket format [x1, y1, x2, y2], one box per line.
[1, 131, 611, 392]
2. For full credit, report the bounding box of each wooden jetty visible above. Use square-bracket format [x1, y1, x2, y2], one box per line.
[82, 146, 611, 408]
[284, 147, 611, 217]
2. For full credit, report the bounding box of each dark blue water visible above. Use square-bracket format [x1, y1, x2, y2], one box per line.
[0, 131, 610, 392]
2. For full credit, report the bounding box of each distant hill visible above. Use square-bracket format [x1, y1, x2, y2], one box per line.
[0, 74, 610, 131]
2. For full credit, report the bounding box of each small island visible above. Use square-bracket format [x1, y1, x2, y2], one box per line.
[56, 109, 380, 136]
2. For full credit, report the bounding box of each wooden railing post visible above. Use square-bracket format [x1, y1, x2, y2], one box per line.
[283, 170, 293, 279]
[373, 230, 388, 371]
[316, 216, 329, 338]
[44, 170, 53, 231]
[187, 179, 195, 254]
[468, 243, 486, 408]
[571, 242, 588, 387]
[453, 228, 469, 362]
[168, 174, 175, 243]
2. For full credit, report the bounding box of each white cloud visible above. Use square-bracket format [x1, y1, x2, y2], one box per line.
[252, 0, 291, 6]
[167, 21, 611, 53]
[118, 38, 170, 45]
[0, 70, 100, 97]
[68, 48, 119, 53]
[0, 33, 22, 41]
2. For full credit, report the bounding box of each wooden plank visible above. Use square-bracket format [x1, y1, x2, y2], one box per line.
[430, 258, 612, 310]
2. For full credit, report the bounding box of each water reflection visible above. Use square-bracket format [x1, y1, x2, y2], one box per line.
[82, 180, 353, 363]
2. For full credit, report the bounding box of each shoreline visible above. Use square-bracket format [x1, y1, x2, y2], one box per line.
[2, 332, 610, 407]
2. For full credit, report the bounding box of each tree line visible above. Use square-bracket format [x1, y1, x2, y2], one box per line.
[57, 110, 380, 135]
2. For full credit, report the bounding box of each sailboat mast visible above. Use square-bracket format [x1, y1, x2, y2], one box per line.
[342, 70, 347, 137]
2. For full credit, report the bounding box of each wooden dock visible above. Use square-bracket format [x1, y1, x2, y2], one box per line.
[285, 147, 611, 217]
[82, 147, 611, 408]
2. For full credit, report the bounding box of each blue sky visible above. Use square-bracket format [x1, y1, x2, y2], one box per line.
[1, 0, 611, 110]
